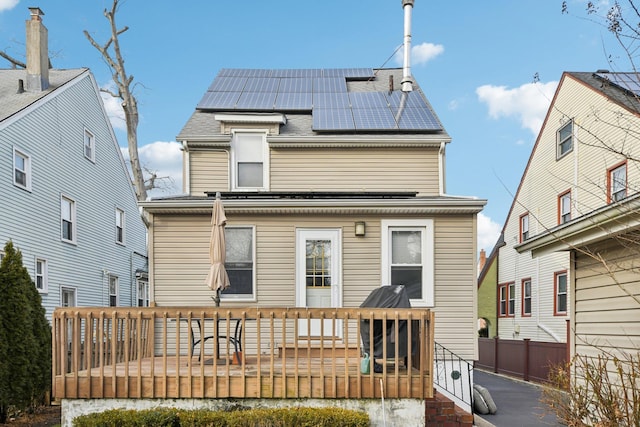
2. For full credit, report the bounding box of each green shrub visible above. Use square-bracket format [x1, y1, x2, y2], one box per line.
[73, 406, 369, 427]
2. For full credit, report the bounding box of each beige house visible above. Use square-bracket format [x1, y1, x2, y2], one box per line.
[140, 67, 485, 364]
[497, 71, 640, 361]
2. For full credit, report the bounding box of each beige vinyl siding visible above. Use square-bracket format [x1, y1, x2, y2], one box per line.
[574, 240, 640, 358]
[189, 150, 229, 195]
[150, 212, 477, 359]
[271, 147, 440, 194]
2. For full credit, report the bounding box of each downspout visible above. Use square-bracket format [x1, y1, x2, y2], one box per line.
[401, 0, 414, 92]
[182, 140, 190, 194]
[439, 142, 446, 195]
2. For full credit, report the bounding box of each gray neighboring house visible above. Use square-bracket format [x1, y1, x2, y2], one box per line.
[0, 8, 148, 320]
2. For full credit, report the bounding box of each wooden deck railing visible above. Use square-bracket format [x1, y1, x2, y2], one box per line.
[52, 307, 434, 401]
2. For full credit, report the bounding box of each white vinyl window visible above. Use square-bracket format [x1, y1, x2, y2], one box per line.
[109, 275, 118, 306]
[115, 208, 125, 244]
[222, 226, 255, 300]
[35, 258, 48, 293]
[608, 162, 627, 203]
[231, 132, 268, 190]
[137, 280, 149, 307]
[61, 287, 76, 307]
[84, 128, 95, 162]
[520, 213, 529, 242]
[13, 147, 31, 191]
[381, 219, 434, 307]
[557, 120, 573, 159]
[555, 271, 568, 315]
[559, 191, 571, 225]
[61, 195, 76, 243]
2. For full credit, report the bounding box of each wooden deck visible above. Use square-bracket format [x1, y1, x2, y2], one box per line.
[52, 307, 434, 401]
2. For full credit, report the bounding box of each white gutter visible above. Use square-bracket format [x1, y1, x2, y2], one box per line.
[439, 142, 446, 195]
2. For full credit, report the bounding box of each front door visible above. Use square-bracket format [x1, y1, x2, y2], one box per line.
[296, 229, 342, 337]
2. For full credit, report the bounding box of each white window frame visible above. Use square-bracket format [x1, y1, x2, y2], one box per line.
[115, 207, 125, 245]
[520, 213, 529, 242]
[381, 219, 435, 307]
[559, 191, 571, 225]
[608, 162, 627, 203]
[35, 257, 48, 293]
[230, 130, 269, 191]
[61, 194, 77, 244]
[13, 147, 32, 191]
[221, 226, 256, 301]
[557, 120, 573, 159]
[137, 279, 149, 307]
[60, 286, 77, 307]
[109, 275, 118, 307]
[555, 271, 568, 315]
[84, 128, 95, 162]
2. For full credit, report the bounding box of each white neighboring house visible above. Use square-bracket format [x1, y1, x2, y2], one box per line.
[0, 8, 148, 320]
[496, 71, 640, 351]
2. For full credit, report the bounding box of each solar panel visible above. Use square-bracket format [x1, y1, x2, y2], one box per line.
[279, 78, 313, 92]
[349, 92, 388, 109]
[353, 107, 397, 130]
[208, 76, 247, 92]
[235, 91, 276, 110]
[243, 77, 280, 92]
[314, 77, 347, 93]
[274, 92, 313, 110]
[313, 108, 355, 130]
[595, 72, 640, 94]
[313, 92, 350, 108]
[396, 107, 442, 130]
[196, 91, 241, 109]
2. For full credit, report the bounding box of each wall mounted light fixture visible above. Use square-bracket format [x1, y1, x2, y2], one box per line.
[355, 221, 366, 237]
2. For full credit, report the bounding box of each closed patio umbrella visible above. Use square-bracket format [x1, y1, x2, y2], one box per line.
[205, 192, 230, 306]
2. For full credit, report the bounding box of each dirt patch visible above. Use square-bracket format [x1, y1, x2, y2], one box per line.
[0, 406, 61, 427]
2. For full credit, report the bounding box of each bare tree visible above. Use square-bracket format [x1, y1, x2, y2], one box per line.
[84, 0, 147, 202]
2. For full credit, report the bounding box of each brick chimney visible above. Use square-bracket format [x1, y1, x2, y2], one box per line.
[478, 249, 487, 272]
[25, 7, 49, 92]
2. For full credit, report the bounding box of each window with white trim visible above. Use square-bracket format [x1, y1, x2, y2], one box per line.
[381, 219, 434, 307]
[222, 226, 255, 300]
[35, 258, 48, 293]
[137, 279, 149, 307]
[522, 278, 531, 316]
[84, 128, 95, 162]
[608, 162, 627, 203]
[109, 275, 118, 306]
[61, 195, 76, 243]
[557, 120, 573, 159]
[116, 208, 125, 244]
[231, 132, 268, 190]
[520, 213, 529, 242]
[558, 191, 571, 224]
[13, 147, 31, 191]
[499, 282, 515, 317]
[61, 287, 76, 307]
[555, 271, 568, 315]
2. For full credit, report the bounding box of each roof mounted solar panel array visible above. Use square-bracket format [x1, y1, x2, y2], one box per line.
[197, 68, 443, 132]
[595, 72, 640, 95]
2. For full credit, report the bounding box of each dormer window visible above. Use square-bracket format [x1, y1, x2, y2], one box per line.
[231, 131, 268, 190]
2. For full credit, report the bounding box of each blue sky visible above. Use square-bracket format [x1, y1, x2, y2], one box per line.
[0, 0, 626, 254]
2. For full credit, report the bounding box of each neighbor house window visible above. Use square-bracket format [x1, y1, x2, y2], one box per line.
[557, 120, 573, 159]
[520, 213, 529, 242]
[231, 132, 268, 190]
[61, 195, 76, 243]
[521, 278, 532, 317]
[84, 128, 95, 162]
[35, 258, 48, 293]
[137, 280, 149, 307]
[61, 287, 76, 307]
[115, 208, 125, 244]
[499, 283, 515, 317]
[558, 190, 571, 224]
[381, 220, 435, 306]
[13, 147, 31, 191]
[608, 161, 627, 203]
[554, 271, 568, 315]
[109, 275, 118, 306]
[222, 226, 255, 299]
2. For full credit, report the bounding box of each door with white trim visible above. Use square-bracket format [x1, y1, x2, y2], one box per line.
[296, 229, 342, 337]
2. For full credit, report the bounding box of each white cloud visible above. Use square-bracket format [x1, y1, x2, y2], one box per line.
[0, 0, 19, 12]
[476, 80, 558, 135]
[395, 42, 444, 66]
[477, 212, 501, 254]
[121, 141, 183, 198]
